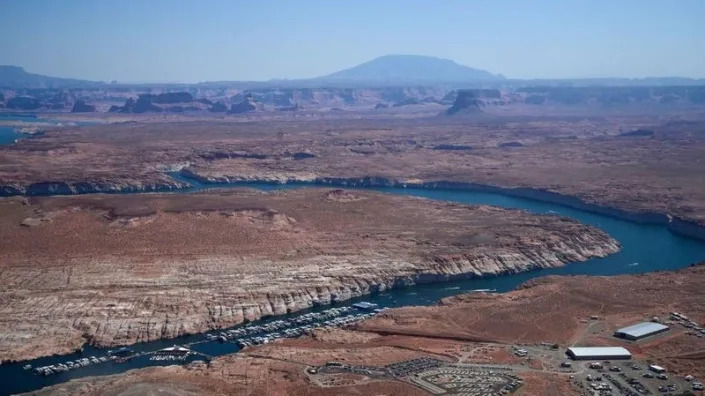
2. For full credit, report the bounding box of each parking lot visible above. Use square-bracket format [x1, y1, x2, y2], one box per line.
[311, 358, 524, 395]
[307, 341, 704, 395]
[570, 360, 702, 395]
[412, 366, 522, 396]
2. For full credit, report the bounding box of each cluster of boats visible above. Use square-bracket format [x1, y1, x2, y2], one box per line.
[30, 356, 110, 376]
[205, 306, 368, 343]
[24, 302, 383, 377]
[204, 304, 382, 347]
[236, 312, 379, 347]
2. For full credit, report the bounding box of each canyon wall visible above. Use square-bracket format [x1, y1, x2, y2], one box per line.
[0, 189, 618, 362]
[178, 171, 705, 242]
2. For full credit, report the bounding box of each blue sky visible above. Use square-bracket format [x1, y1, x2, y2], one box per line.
[1, 0, 704, 82]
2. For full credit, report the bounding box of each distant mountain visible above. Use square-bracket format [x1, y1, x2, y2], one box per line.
[0, 66, 102, 89]
[316, 55, 504, 84]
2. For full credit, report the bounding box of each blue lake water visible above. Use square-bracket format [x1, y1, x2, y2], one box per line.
[1, 165, 705, 394]
[0, 125, 21, 145]
[0, 113, 39, 146]
[0, 113, 100, 147]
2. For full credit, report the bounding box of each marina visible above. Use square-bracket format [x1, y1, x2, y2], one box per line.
[20, 304, 383, 382]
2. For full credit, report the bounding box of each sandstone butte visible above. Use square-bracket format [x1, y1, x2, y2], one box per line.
[0, 188, 618, 362]
[29, 263, 705, 396]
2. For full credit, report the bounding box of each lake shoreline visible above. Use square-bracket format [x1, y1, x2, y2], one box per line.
[176, 171, 705, 242]
[2, 170, 704, 241]
[1, 178, 704, 394]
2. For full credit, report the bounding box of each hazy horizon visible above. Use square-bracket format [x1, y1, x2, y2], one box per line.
[2, 0, 704, 83]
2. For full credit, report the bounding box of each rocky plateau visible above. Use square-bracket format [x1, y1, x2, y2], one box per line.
[0, 188, 618, 362]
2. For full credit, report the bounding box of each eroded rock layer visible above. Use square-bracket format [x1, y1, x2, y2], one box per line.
[0, 188, 618, 361]
[29, 264, 705, 396]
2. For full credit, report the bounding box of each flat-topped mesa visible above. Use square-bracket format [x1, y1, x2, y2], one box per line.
[70, 99, 96, 113]
[230, 94, 257, 113]
[0, 188, 618, 362]
[445, 89, 484, 115]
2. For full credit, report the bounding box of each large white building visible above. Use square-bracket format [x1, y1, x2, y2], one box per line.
[614, 322, 669, 341]
[566, 347, 632, 361]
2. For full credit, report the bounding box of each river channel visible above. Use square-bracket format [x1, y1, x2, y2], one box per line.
[1, 121, 705, 394]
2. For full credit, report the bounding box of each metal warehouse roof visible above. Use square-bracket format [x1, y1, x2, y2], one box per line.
[567, 347, 632, 357]
[616, 322, 669, 338]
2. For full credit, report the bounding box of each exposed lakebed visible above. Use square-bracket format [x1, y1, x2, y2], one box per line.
[1, 169, 705, 395]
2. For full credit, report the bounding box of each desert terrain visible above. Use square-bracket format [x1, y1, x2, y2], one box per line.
[2, 108, 705, 233]
[359, 265, 705, 372]
[30, 264, 705, 396]
[0, 188, 616, 362]
[3, 6, 705, 393]
[2, 89, 705, 395]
